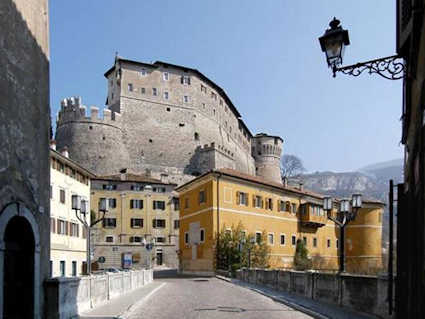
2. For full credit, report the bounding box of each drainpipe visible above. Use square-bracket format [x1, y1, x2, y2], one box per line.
[216, 172, 222, 271]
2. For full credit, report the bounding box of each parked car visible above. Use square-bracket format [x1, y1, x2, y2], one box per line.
[105, 267, 120, 273]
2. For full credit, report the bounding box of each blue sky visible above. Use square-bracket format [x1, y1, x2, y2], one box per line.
[50, 0, 402, 173]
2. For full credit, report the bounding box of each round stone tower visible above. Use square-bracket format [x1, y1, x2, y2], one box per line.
[251, 133, 283, 184]
[55, 96, 130, 175]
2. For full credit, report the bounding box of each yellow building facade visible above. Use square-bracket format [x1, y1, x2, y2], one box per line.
[90, 173, 180, 269]
[176, 169, 383, 275]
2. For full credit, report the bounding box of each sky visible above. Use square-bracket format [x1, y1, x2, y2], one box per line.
[49, 0, 402, 173]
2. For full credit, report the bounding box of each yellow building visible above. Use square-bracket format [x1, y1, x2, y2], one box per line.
[50, 147, 95, 277]
[176, 168, 383, 275]
[90, 173, 180, 269]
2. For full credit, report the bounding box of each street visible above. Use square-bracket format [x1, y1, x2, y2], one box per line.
[126, 272, 312, 319]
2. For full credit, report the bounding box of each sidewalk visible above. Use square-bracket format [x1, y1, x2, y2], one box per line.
[78, 281, 166, 319]
[217, 276, 377, 319]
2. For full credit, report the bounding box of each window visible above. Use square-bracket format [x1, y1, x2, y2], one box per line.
[183, 95, 189, 103]
[200, 229, 205, 242]
[164, 91, 169, 100]
[130, 218, 143, 228]
[131, 185, 144, 191]
[292, 203, 297, 214]
[173, 197, 180, 210]
[128, 83, 133, 92]
[199, 190, 206, 204]
[152, 219, 166, 228]
[152, 88, 158, 96]
[103, 218, 117, 228]
[163, 72, 169, 81]
[184, 198, 189, 208]
[130, 236, 142, 243]
[268, 233, 274, 245]
[153, 187, 166, 193]
[108, 198, 117, 208]
[303, 236, 307, 245]
[103, 184, 117, 190]
[60, 261, 65, 277]
[285, 201, 291, 212]
[174, 220, 180, 229]
[292, 235, 296, 246]
[153, 200, 165, 210]
[105, 236, 114, 243]
[266, 198, 273, 210]
[280, 234, 285, 245]
[255, 232, 262, 244]
[72, 261, 77, 276]
[141, 87, 146, 94]
[181, 75, 190, 85]
[201, 84, 207, 93]
[60, 189, 65, 204]
[313, 237, 317, 247]
[327, 239, 331, 248]
[156, 237, 166, 243]
[220, 99, 223, 106]
[254, 196, 263, 208]
[130, 199, 143, 209]
[279, 200, 285, 212]
[140, 69, 147, 76]
[336, 239, 339, 249]
[70, 223, 79, 237]
[237, 192, 248, 206]
[184, 232, 189, 244]
[58, 220, 66, 235]
[194, 132, 199, 141]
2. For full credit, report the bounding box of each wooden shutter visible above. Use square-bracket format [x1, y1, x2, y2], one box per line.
[57, 219, 61, 234]
[130, 199, 134, 209]
[51, 218, 56, 233]
[65, 221, 69, 235]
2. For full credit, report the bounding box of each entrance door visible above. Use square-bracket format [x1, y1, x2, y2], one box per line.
[4, 216, 35, 319]
[156, 252, 163, 266]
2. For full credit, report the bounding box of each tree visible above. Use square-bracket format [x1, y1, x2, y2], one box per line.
[281, 154, 306, 178]
[294, 239, 312, 270]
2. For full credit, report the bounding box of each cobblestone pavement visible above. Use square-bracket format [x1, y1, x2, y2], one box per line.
[126, 276, 312, 319]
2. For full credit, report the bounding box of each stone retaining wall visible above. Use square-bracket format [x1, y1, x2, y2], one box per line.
[236, 268, 394, 319]
[45, 268, 153, 319]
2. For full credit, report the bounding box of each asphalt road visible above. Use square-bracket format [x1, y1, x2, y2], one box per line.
[126, 273, 312, 319]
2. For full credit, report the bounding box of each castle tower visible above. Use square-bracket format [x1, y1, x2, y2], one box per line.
[251, 133, 283, 184]
[55, 96, 130, 175]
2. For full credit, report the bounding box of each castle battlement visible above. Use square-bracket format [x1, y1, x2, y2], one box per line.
[198, 142, 234, 159]
[57, 96, 121, 127]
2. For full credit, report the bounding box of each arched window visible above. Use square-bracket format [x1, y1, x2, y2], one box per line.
[194, 132, 199, 141]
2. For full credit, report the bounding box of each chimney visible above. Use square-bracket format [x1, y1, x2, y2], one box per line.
[160, 173, 169, 184]
[50, 140, 56, 151]
[282, 176, 288, 188]
[61, 146, 69, 158]
[120, 168, 127, 180]
[299, 182, 304, 191]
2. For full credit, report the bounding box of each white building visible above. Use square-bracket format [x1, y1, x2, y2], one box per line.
[50, 145, 95, 277]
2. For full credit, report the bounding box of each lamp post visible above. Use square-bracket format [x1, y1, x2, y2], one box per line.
[72, 195, 109, 275]
[323, 194, 362, 272]
[319, 17, 405, 80]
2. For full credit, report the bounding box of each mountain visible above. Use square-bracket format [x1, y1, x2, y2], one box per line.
[298, 159, 403, 254]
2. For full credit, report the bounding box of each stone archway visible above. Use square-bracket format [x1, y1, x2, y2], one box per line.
[0, 203, 41, 319]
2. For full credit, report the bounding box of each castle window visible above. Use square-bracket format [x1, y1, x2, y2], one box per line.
[183, 95, 189, 103]
[163, 72, 169, 81]
[89, 126, 93, 130]
[149, 139, 153, 143]
[152, 88, 158, 96]
[164, 91, 169, 100]
[181, 76, 190, 85]
[213, 109, 216, 115]
[201, 84, 206, 93]
[140, 69, 147, 76]
[194, 132, 199, 140]
[128, 83, 133, 92]
[166, 107, 171, 112]
[179, 123, 185, 127]
[220, 99, 223, 106]
[211, 92, 217, 100]
[141, 87, 146, 94]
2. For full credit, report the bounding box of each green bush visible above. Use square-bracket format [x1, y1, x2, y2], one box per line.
[294, 239, 312, 270]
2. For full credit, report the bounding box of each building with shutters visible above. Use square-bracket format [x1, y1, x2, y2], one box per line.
[176, 168, 384, 275]
[90, 173, 180, 269]
[50, 145, 95, 277]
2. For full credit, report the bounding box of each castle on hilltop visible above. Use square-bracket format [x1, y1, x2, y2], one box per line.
[55, 58, 283, 184]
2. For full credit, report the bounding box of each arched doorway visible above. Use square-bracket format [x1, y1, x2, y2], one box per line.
[4, 216, 35, 318]
[0, 203, 40, 319]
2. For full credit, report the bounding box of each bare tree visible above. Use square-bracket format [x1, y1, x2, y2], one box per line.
[281, 154, 306, 178]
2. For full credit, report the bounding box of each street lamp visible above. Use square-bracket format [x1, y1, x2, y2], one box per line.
[323, 194, 362, 272]
[72, 195, 109, 275]
[319, 17, 405, 79]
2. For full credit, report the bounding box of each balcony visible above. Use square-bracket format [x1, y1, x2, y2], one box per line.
[299, 203, 327, 227]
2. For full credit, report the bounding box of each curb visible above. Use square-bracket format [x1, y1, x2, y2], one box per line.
[216, 276, 329, 319]
[119, 282, 167, 319]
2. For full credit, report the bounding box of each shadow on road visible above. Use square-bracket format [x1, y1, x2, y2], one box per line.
[153, 268, 212, 279]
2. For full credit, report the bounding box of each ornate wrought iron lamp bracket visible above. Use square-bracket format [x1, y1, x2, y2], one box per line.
[332, 55, 405, 80]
